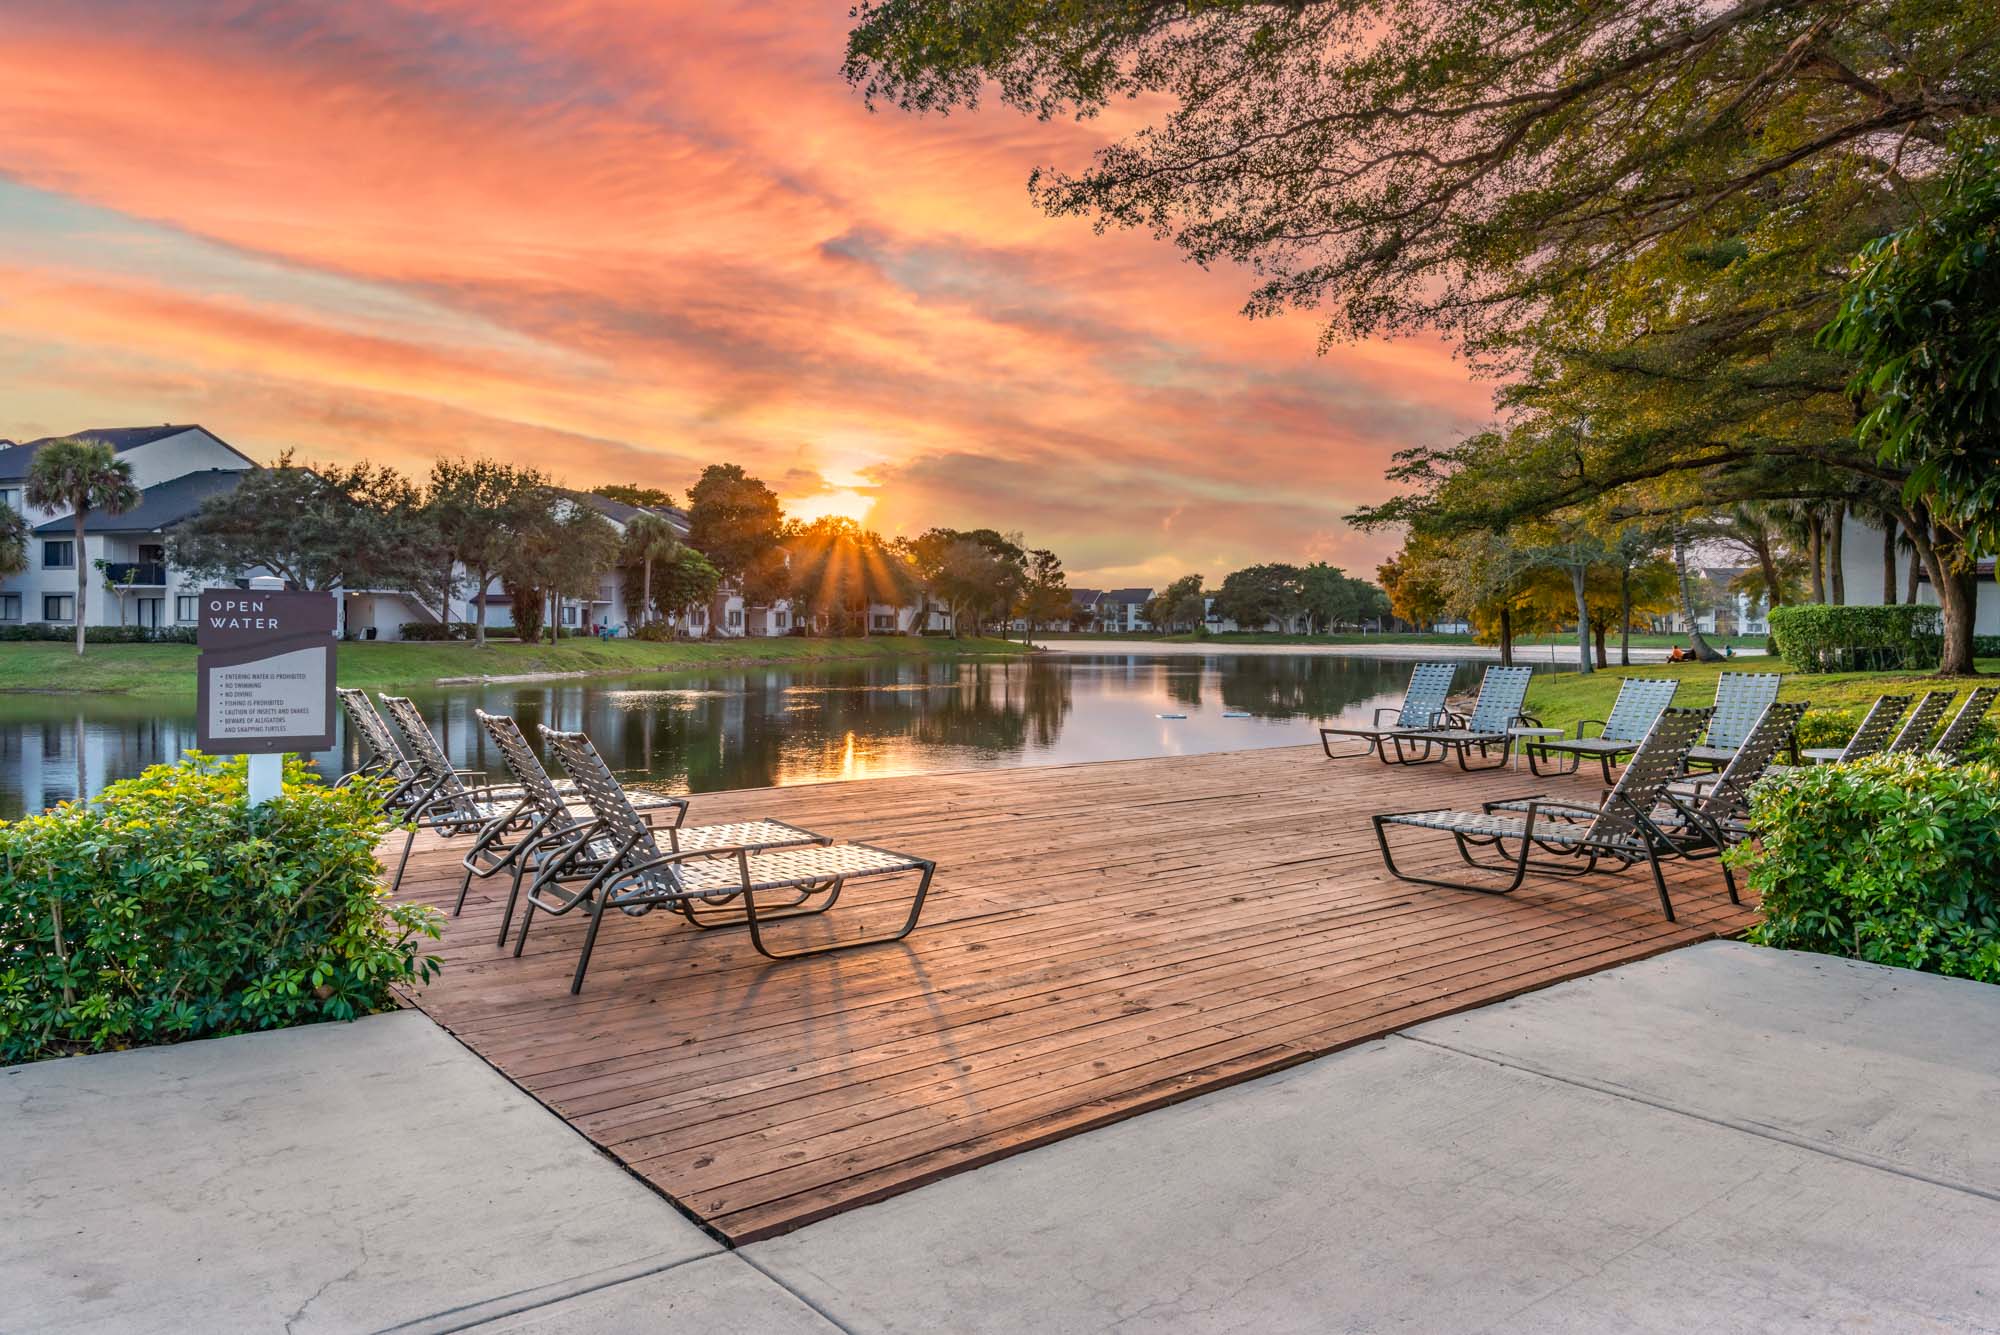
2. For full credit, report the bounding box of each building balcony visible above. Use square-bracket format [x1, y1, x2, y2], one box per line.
[101, 562, 168, 587]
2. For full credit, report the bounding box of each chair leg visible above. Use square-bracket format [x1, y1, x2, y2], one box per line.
[570, 891, 614, 994]
[1374, 817, 1531, 895]
[1643, 845, 1677, 922]
[497, 862, 530, 947]
[513, 898, 538, 957]
[389, 824, 419, 895]
[743, 866, 935, 960]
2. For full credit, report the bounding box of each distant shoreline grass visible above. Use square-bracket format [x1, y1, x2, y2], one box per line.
[0, 635, 1030, 697]
[1042, 630, 1773, 651]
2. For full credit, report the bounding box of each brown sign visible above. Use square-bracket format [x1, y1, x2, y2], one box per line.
[195, 588, 336, 754]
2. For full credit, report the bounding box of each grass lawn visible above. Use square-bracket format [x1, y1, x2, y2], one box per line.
[0, 635, 1029, 697]
[1515, 656, 2000, 737]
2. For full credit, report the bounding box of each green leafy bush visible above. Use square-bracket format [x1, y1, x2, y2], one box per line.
[1736, 755, 2000, 983]
[1767, 604, 1941, 672]
[0, 623, 197, 644]
[1794, 705, 1999, 763]
[1, 754, 441, 1063]
[396, 621, 475, 641]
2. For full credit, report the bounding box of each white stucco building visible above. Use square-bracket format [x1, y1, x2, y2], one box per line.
[0, 425, 258, 632]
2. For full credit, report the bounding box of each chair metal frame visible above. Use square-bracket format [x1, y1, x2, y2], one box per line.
[1526, 677, 1681, 783]
[336, 687, 426, 813]
[1931, 686, 1998, 762]
[518, 727, 936, 993]
[1798, 693, 1912, 765]
[375, 693, 536, 894]
[1319, 662, 1458, 764]
[1373, 707, 1712, 921]
[1683, 671, 1785, 770]
[1887, 689, 1957, 754]
[1384, 665, 1538, 770]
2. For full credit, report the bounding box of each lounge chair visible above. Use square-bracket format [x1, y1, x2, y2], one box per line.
[517, 727, 937, 992]
[1797, 693, 1911, 764]
[1382, 666, 1537, 770]
[1656, 699, 1809, 868]
[1887, 689, 1957, 753]
[1372, 707, 1713, 921]
[1683, 671, 1784, 769]
[1931, 686, 1998, 762]
[1491, 699, 1806, 903]
[1525, 676, 1680, 782]
[1319, 662, 1457, 762]
[375, 693, 555, 893]
[466, 709, 826, 947]
[336, 687, 427, 814]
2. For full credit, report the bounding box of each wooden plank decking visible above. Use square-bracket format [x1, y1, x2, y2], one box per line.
[386, 744, 1757, 1243]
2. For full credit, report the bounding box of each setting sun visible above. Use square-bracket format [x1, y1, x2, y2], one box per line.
[786, 488, 877, 526]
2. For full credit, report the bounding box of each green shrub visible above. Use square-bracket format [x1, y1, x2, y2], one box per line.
[0, 754, 441, 1064]
[1793, 705, 1999, 763]
[1735, 755, 2000, 983]
[397, 621, 474, 642]
[0, 623, 197, 644]
[1767, 603, 1941, 672]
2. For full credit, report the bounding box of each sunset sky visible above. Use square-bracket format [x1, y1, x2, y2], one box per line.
[0, 1, 1489, 585]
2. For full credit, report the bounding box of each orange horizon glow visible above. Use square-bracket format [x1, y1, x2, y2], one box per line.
[0, 1, 1490, 584]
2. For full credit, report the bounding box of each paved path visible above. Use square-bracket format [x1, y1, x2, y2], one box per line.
[8, 943, 1997, 1332]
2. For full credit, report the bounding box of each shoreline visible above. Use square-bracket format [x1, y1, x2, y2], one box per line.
[0, 635, 1030, 697]
[1032, 638, 1767, 664]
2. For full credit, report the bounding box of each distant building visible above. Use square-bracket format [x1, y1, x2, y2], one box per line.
[1091, 588, 1153, 634]
[0, 425, 258, 631]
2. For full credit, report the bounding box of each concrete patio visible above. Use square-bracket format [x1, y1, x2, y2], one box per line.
[7, 942, 1998, 1332]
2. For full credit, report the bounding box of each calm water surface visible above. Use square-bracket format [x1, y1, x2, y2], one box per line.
[0, 653, 1547, 817]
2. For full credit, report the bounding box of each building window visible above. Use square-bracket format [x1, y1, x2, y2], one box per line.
[0, 488, 17, 510]
[44, 594, 75, 623]
[726, 608, 743, 629]
[561, 604, 581, 627]
[43, 540, 75, 569]
[871, 613, 895, 631]
[176, 594, 199, 622]
[138, 543, 166, 564]
[136, 597, 163, 628]
[0, 593, 19, 622]
[773, 611, 787, 628]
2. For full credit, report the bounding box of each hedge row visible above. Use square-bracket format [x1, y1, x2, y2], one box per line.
[1738, 755, 2000, 983]
[0, 623, 198, 644]
[1766, 604, 1942, 672]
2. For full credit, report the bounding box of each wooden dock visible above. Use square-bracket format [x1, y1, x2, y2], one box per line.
[386, 744, 1756, 1243]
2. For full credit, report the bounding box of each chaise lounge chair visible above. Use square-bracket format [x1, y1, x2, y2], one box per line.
[1319, 662, 1458, 762]
[466, 709, 827, 947]
[1930, 686, 1998, 762]
[1798, 693, 1911, 765]
[1886, 689, 1957, 754]
[1372, 706, 1712, 921]
[1525, 676, 1680, 783]
[1683, 671, 1785, 770]
[1381, 665, 1537, 770]
[336, 687, 428, 814]
[516, 727, 937, 992]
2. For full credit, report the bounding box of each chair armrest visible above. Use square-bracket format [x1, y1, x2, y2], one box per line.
[1574, 718, 1607, 739]
[1371, 705, 1402, 727]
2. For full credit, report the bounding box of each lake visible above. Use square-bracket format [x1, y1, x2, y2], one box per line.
[0, 652, 1548, 817]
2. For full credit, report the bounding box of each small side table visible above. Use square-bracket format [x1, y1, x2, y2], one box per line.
[1508, 726, 1567, 771]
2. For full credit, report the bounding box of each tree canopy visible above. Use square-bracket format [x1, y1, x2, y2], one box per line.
[26, 436, 142, 656]
[172, 451, 442, 601]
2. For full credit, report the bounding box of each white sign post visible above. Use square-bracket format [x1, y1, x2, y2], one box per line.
[195, 579, 337, 808]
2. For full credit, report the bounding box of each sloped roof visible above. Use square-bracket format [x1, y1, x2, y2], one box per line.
[0, 424, 252, 480]
[573, 490, 691, 535]
[34, 469, 245, 535]
[1069, 587, 1104, 608]
[1104, 587, 1153, 605]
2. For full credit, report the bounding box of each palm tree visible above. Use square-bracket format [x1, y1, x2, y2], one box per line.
[25, 437, 142, 657]
[0, 506, 29, 580]
[619, 512, 680, 628]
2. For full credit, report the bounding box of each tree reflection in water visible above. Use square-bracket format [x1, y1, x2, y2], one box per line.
[0, 654, 1512, 816]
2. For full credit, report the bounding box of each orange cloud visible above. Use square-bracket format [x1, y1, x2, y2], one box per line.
[0, 0, 1489, 582]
